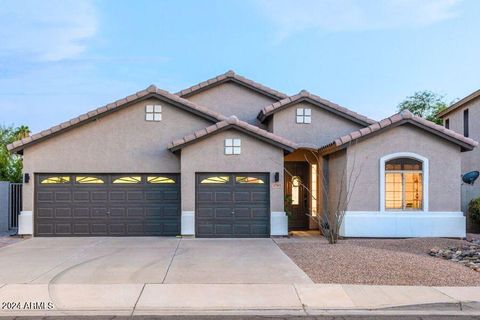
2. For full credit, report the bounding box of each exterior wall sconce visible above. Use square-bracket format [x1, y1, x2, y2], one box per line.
[274, 172, 280, 182]
[24, 173, 30, 184]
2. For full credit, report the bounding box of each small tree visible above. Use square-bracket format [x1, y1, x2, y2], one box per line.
[397, 91, 448, 125]
[0, 125, 30, 183]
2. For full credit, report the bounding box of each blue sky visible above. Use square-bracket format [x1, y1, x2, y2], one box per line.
[1, 0, 479, 133]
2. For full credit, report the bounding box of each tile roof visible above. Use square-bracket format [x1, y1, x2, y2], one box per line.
[438, 89, 480, 118]
[8, 85, 227, 153]
[175, 70, 288, 100]
[257, 89, 376, 125]
[319, 110, 478, 154]
[168, 115, 297, 152]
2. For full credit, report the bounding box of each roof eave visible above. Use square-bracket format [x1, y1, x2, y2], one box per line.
[176, 71, 288, 101]
[8, 91, 223, 154]
[438, 89, 480, 118]
[180, 77, 286, 101]
[169, 124, 296, 153]
[319, 119, 477, 155]
[258, 96, 374, 126]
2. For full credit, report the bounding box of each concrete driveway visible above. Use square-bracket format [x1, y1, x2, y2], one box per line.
[0, 237, 312, 285]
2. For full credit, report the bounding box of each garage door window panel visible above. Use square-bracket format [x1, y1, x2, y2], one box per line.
[75, 176, 105, 184]
[147, 176, 176, 184]
[112, 176, 142, 184]
[200, 176, 230, 184]
[40, 176, 71, 184]
[235, 176, 265, 184]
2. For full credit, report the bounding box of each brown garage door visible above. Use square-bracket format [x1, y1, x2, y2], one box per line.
[195, 173, 270, 238]
[35, 174, 180, 236]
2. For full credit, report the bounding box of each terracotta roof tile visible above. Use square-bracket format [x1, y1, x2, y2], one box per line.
[369, 122, 381, 132]
[350, 130, 362, 140]
[258, 90, 376, 125]
[319, 110, 478, 154]
[194, 128, 208, 139]
[175, 70, 288, 100]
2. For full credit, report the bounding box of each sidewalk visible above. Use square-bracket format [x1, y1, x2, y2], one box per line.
[0, 283, 479, 317]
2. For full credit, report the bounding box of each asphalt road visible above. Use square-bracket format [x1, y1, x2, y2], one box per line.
[1, 315, 479, 320]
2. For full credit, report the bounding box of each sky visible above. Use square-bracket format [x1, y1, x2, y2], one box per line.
[0, 0, 479, 133]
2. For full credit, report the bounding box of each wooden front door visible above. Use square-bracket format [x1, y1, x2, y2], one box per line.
[284, 162, 310, 230]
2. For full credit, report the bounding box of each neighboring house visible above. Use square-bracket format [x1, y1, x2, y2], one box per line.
[438, 89, 480, 233]
[7, 71, 478, 238]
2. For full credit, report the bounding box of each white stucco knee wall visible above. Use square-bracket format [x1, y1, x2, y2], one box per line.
[270, 211, 288, 236]
[18, 211, 33, 235]
[340, 211, 466, 238]
[181, 211, 195, 236]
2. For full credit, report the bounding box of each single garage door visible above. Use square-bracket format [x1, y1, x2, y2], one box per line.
[196, 173, 270, 238]
[35, 174, 180, 236]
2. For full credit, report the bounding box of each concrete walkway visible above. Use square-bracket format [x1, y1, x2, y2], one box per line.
[0, 283, 479, 316]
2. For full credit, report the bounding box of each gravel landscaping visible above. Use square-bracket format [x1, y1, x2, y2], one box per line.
[276, 235, 480, 286]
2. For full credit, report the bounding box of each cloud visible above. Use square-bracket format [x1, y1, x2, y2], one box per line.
[0, 0, 97, 61]
[253, 0, 461, 40]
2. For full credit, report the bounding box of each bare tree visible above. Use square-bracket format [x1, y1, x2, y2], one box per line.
[283, 145, 363, 244]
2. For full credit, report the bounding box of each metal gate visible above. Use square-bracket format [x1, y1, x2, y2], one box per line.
[9, 183, 22, 229]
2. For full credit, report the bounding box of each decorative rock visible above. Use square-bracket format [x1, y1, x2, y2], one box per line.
[430, 242, 480, 272]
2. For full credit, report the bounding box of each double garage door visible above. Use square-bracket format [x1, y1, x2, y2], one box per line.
[196, 173, 270, 238]
[35, 174, 180, 236]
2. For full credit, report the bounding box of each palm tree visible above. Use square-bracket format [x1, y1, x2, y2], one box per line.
[13, 125, 30, 140]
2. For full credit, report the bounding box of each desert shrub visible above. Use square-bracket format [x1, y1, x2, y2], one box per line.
[468, 197, 480, 222]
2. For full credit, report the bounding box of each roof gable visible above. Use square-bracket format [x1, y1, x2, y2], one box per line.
[176, 70, 288, 101]
[319, 110, 478, 155]
[438, 89, 480, 118]
[257, 90, 375, 126]
[8, 85, 227, 154]
[168, 116, 296, 153]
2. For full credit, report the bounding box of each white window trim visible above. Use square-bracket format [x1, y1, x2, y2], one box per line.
[296, 108, 311, 124]
[379, 152, 429, 212]
[225, 138, 241, 155]
[146, 105, 162, 121]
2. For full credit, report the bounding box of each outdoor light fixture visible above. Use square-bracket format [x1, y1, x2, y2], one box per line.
[24, 173, 30, 183]
[274, 172, 279, 182]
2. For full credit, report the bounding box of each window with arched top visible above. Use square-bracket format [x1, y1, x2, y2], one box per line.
[384, 157, 423, 210]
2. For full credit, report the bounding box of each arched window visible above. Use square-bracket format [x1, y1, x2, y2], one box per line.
[384, 157, 424, 210]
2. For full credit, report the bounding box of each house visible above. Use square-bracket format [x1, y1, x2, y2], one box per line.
[8, 71, 477, 238]
[438, 89, 480, 233]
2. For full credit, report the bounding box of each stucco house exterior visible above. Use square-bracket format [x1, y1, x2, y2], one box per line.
[438, 89, 480, 233]
[8, 71, 478, 238]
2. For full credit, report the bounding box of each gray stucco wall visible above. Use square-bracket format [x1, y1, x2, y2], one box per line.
[443, 98, 480, 231]
[22, 98, 212, 212]
[326, 149, 347, 216]
[345, 125, 462, 212]
[271, 101, 363, 147]
[185, 82, 276, 127]
[444, 97, 480, 175]
[180, 128, 285, 213]
[0, 182, 9, 232]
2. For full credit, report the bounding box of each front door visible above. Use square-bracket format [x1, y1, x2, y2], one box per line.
[284, 162, 309, 230]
